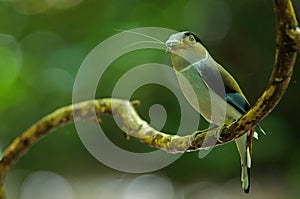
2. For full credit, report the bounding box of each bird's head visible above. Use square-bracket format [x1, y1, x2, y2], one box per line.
[166, 31, 208, 71]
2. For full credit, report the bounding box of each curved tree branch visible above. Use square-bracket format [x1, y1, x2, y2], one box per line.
[0, 0, 299, 198]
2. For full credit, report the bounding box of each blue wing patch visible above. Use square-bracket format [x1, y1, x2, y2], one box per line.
[226, 92, 250, 114]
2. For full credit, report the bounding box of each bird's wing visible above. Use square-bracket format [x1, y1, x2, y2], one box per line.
[193, 60, 250, 114]
[193, 60, 266, 135]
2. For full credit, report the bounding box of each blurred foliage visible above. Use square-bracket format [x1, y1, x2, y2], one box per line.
[0, 0, 300, 198]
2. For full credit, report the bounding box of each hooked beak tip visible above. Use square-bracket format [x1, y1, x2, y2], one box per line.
[165, 39, 181, 50]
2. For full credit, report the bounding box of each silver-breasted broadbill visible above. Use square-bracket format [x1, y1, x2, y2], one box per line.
[166, 31, 259, 193]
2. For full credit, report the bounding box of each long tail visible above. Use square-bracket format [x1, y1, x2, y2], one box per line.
[234, 129, 253, 193]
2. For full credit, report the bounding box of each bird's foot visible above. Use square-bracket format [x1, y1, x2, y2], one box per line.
[213, 125, 223, 143]
[214, 119, 236, 143]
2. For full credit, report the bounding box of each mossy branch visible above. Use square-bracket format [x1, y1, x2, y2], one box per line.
[0, 0, 299, 198]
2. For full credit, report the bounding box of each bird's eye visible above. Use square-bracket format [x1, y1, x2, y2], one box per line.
[188, 35, 195, 42]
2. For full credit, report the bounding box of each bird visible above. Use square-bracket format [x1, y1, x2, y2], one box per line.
[165, 31, 258, 193]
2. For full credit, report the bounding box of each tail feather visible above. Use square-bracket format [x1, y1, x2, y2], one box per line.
[235, 133, 252, 193]
[241, 147, 251, 193]
[241, 167, 250, 193]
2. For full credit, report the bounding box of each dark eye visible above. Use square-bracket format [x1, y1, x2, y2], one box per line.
[189, 35, 195, 42]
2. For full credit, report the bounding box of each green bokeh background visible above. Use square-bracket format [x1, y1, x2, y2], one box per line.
[0, 0, 300, 198]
